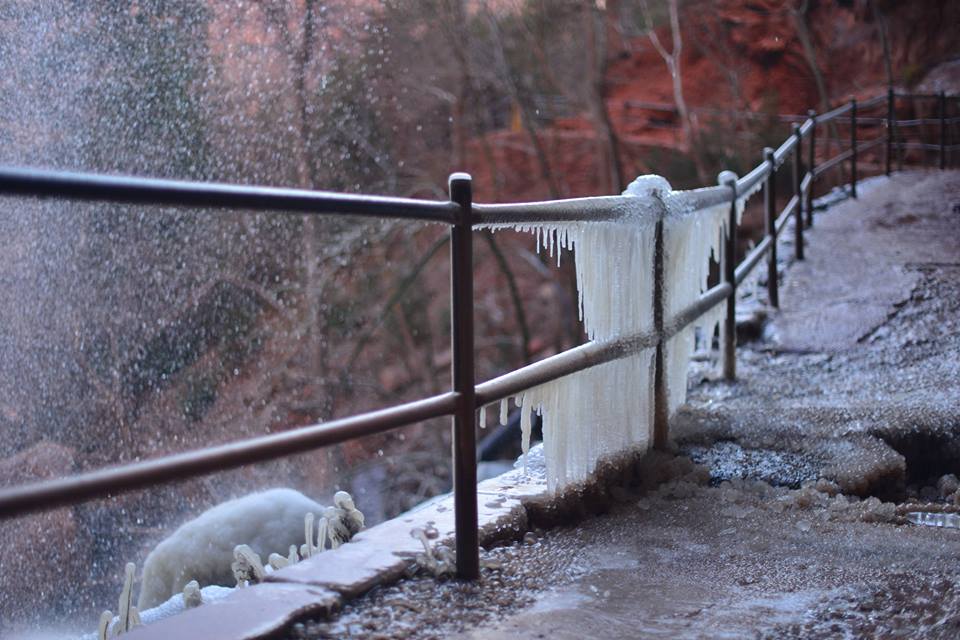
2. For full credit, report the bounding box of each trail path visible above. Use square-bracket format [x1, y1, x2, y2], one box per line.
[288, 171, 960, 640]
[451, 171, 960, 640]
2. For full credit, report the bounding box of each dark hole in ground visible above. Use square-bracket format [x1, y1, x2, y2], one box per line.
[877, 427, 960, 501]
[681, 440, 821, 489]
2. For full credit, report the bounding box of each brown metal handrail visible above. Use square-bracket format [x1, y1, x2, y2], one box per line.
[0, 90, 954, 581]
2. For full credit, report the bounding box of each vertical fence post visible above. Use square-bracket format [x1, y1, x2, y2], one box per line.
[940, 91, 947, 170]
[792, 124, 804, 261]
[448, 172, 478, 580]
[850, 98, 858, 198]
[886, 88, 894, 176]
[807, 110, 816, 227]
[652, 215, 669, 450]
[721, 173, 737, 380]
[764, 148, 779, 309]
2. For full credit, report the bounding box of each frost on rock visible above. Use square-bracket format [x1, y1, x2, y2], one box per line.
[487, 175, 733, 491]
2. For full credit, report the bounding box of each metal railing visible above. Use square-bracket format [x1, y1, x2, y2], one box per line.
[0, 90, 955, 580]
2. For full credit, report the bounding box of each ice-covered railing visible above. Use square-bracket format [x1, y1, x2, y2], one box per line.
[472, 175, 736, 489]
[0, 90, 956, 582]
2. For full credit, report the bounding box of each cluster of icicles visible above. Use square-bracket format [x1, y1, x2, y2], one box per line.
[483, 174, 750, 491]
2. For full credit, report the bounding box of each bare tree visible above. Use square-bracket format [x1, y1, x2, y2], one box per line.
[583, 0, 626, 193]
[482, 3, 562, 198]
[869, 0, 894, 89]
[791, 0, 844, 178]
[639, 0, 708, 183]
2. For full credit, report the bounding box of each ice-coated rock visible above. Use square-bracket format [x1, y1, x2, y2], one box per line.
[139, 488, 324, 609]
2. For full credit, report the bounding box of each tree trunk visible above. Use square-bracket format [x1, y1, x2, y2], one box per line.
[484, 7, 562, 199]
[584, 1, 626, 194]
[870, 0, 894, 89]
[792, 0, 845, 181]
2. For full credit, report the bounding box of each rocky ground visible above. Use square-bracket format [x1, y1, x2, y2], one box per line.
[286, 170, 960, 639]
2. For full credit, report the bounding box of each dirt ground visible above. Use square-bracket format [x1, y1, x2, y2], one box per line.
[289, 171, 960, 639]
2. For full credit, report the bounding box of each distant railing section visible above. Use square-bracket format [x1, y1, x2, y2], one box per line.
[0, 90, 955, 579]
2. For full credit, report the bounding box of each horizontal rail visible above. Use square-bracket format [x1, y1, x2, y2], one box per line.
[734, 235, 772, 286]
[475, 330, 657, 405]
[858, 138, 885, 153]
[775, 195, 799, 237]
[773, 136, 798, 166]
[858, 94, 888, 109]
[474, 183, 734, 226]
[896, 141, 960, 151]
[473, 195, 632, 225]
[668, 185, 732, 212]
[819, 101, 854, 122]
[476, 279, 732, 405]
[895, 92, 960, 101]
[798, 118, 814, 137]
[813, 148, 855, 177]
[736, 162, 771, 197]
[0, 391, 458, 519]
[800, 171, 813, 194]
[893, 117, 960, 127]
[0, 165, 458, 223]
[665, 282, 731, 339]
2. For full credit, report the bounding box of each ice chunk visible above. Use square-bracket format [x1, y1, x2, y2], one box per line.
[907, 511, 960, 528]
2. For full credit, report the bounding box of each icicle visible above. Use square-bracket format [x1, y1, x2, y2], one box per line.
[499, 397, 509, 425]
[115, 562, 139, 634]
[478, 404, 486, 429]
[300, 512, 315, 559]
[520, 393, 532, 474]
[98, 611, 112, 640]
[316, 514, 329, 552]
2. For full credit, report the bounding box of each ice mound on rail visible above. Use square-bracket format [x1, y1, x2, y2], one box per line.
[484, 175, 735, 491]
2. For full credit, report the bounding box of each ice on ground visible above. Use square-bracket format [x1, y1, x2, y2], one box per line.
[77, 585, 233, 640]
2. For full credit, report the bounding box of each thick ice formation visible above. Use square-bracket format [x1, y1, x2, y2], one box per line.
[487, 174, 744, 490]
[661, 183, 732, 415]
[138, 488, 324, 609]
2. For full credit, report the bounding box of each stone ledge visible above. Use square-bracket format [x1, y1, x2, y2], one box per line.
[129, 485, 531, 639]
[125, 582, 340, 640]
[266, 491, 528, 598]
